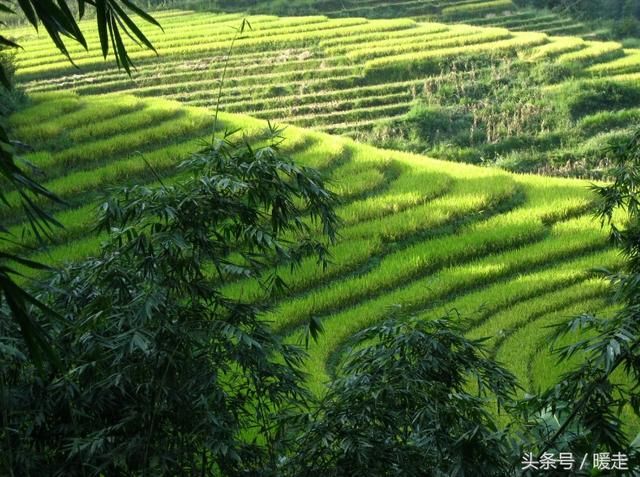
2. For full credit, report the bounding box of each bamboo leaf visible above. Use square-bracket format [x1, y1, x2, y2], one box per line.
[16, 0, 37, 28]
[110, 1, 156, 54]
[96, 0, 109, 58]
[120, 0, 162, 30]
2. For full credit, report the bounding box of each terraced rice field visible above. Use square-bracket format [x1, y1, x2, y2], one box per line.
[7, 9, 640, 152]
[210, 0, 595, 37]
[8, 92, 622, 397]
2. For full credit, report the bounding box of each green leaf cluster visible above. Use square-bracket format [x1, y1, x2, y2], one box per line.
[0, 127, 339, 475]
[289, 315, 519, 477]
[0, 0, 160, 370]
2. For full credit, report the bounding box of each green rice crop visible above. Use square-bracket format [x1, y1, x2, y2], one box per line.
[587, 49, 640, 74]
[319, 22, 445, 52]
[419, 249, 621, 330]
[15, 17, 414, 78]
[15, 15, 329, 68]
[466, 279, 609, 348]
[556, 40, 623, 65]
[72, 65, 360, 97]
[480, 12, 558, 28]
[346, 27, 512, 61]
[11, 95, 146, 146]
[223, 81, 420, 110]
[297, 214, 609, 393]
[21, 47, 320, 92]
[8, 8, 634, 146]
[525, 36, 586, 60]
[441, 0, 515, 19]
[267, 175, 520, 330]
[15, 14, 268, 63]
[364, 32, 548, 79]
[323, 248, 619, 375]
[292, 102, 413, 127]
[4, 6, 627, 398]
[247, 92, 413, 120]
[25, 109, 212, 176]
[495, 294, 609, 390]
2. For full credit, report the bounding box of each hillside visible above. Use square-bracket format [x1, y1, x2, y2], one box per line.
[5, 0, 640, 470]
[7, 9, 640, 177]
[7, 92, 623, 398]
[182, 0, 608, 38]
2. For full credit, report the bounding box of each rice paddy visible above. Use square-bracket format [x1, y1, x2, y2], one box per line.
[7, 92, 621, 399]
[4, 0, 640, 446]
[205, 0, 596, 37]
[6, 8, 640, 178]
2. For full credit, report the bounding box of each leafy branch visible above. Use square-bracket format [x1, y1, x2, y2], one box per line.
[0, 0, 161, 366]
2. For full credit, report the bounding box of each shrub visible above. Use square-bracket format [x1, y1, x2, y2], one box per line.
[289, 315, 519, 477]
[404, 102, 473, 144]
[0, 51, 23, 118]
[559, 79, 640, 119]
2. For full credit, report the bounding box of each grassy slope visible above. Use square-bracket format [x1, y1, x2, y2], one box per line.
[6, 10, 640, 177]
[7, 92, 623, 403]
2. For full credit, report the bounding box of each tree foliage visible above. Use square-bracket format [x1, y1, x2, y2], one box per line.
[289, 315, 519, 477]
[0, 0, 160, 367]
[0, 127, 339, 475]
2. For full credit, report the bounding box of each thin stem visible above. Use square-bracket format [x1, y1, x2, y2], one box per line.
[212, 19, 250, 143]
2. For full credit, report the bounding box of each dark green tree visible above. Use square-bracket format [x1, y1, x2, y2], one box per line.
[290, 314, 519, 477]
[0, 127, 339, 475]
